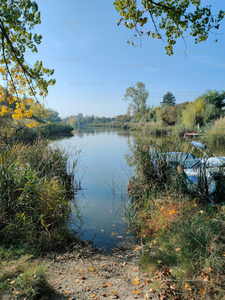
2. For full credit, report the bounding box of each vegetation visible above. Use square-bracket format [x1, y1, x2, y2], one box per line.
[114, 0, 225, 55]
[126, 144, 225, 299]
[202, 116, 225, 146]
[0, 0, 55, 125]
[160, 92, 176, 107]
[63, 87, 225, 145]
[0, 252, 53, 300]
[123, 82, 149, 118]
[0, 138, 79, 299]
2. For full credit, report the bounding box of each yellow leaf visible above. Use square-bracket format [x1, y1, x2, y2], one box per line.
[101, 229, 104, 232]
[135, 291, 140, 294]
[175, 248, 181, 251]
[157, 260, 162, 264]
[222, 252, 225, 257]
[133, 280, 139, 285]
[199, 288, 205, 294]
[90, 267, 95, 271]
[90, 294, 95, 298]
[13, 292, 20, 295]
[65, 291, 70, 293]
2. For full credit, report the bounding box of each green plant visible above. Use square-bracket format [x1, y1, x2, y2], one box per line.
[0, 138, 79, 250]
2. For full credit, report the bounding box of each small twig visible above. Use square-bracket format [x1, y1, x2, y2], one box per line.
[148, 10, 164, 42]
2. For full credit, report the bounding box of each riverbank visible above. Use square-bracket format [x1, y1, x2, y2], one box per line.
[126, 145, 225, 299]
[77, 116, 225, 146]
[0, 138, 80, 299]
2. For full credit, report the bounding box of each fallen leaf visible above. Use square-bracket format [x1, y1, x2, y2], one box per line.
[90, 267, 95, 271]
[157, 260, 162, 264]
[10, 280, 15, 284]
[13, 291, 19, 295]
[90, 294, 95, 298]
[133, 280, 139, 285]
[86, 287, 90, 291]
[175, 248, 180, 251]
[104, 281, 113, 287]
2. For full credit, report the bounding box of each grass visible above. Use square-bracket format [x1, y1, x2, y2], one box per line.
[138, 199, 225, 299]
[0, 137, 80, 299]
[126, 143, 225, 299]
[0, 251, 53, 300]
[202, 116, 225, 146]
[0, 138, 80, 249]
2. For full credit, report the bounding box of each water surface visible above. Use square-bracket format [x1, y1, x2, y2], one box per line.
[54, 128, 135, 251]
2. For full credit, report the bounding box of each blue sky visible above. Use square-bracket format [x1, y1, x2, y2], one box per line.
[24, 0, 225, 118]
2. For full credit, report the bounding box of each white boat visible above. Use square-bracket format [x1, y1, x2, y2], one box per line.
[190, 141, 225, 176]
[164, 151, 217, 195]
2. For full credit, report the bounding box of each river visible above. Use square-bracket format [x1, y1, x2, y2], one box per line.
[52, 128, 136, 251]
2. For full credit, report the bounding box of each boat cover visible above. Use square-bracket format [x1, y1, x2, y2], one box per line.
[191, 141, 208, 149]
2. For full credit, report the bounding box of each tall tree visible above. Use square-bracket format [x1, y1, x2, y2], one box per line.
[161, 92, 176, 106]
[114, 1, 225, 55]
[0, 0, 55, 125]
[123, 82, 149, 117]
[198, 89, 225, 109]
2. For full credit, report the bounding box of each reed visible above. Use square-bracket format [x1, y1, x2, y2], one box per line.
[203, 116, 225, 145]
[0, 138, 79, 250]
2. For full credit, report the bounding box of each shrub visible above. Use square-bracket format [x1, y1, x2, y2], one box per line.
[0, 138, 78, 250]
[203, 116, 225, 145]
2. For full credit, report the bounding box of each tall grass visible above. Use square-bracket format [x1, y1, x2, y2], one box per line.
[0, 138, 79, 250]
[202, 116, 225, 146]
[126, 143, 225, 298]
[143, 121, 172, 136]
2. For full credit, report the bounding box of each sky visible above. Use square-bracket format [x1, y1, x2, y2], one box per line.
[22, 0, 225, 118]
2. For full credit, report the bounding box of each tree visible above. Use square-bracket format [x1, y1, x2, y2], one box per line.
[0, 0, 55, 125]
[114, 1, 225, 55]
[161, 92, 176, 106]
[123, 82, 149, 118]
[182, 97, 221, 127]
[45, 109, 62, 123]
[198, 89, 225, 109]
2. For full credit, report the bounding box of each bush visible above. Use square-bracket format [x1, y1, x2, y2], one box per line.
[203, 116, 225, 145]
[0, 138, 78, 250]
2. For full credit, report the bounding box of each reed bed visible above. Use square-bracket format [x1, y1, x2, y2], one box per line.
[0, 138, 78, 250]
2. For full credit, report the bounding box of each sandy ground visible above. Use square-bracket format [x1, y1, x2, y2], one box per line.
[45, 241, 158, 300]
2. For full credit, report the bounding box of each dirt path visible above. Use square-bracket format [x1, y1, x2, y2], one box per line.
[45, 241, 157, 300]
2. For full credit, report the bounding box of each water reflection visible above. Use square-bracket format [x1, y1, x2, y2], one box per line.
[54, 128, 135, 251]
